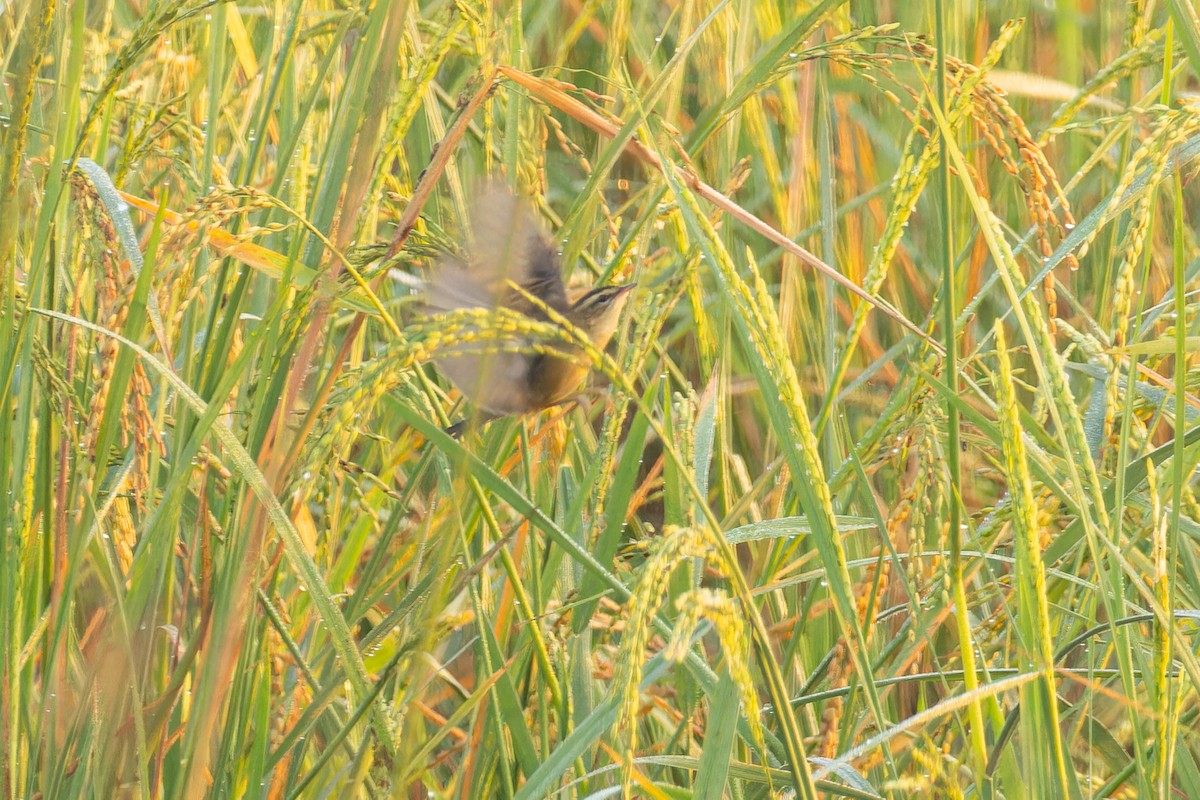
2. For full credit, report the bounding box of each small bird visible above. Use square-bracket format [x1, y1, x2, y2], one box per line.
[424, 185, 634, 430]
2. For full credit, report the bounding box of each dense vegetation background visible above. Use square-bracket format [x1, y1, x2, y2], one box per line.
[3, 0, 1200, 797]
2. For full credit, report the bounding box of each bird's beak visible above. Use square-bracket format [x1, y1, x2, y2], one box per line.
[615, 282, 637, 295]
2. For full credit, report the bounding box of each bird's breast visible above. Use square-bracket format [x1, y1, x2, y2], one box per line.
[528, 353, 589, 409]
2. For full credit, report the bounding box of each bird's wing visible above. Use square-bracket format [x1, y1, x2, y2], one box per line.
[424, 255, 493, 313]
[426, 255, 536, 414]
[515, 230, 571, 317]
[435, 341, 534, 416]
[468, 184, 570, 316]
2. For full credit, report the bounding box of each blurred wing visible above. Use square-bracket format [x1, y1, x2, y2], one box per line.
[469, 185, 569, 316]
[424, 255, 492, 313]
[516, 232, 570, 316]
[427, 255, 536, 414]
[436, 345, 533, 416]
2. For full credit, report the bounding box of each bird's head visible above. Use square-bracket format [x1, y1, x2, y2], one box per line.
[566, 283, 636, 348]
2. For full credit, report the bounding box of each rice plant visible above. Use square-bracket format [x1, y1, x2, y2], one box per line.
[3, 1, 1199, 797]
